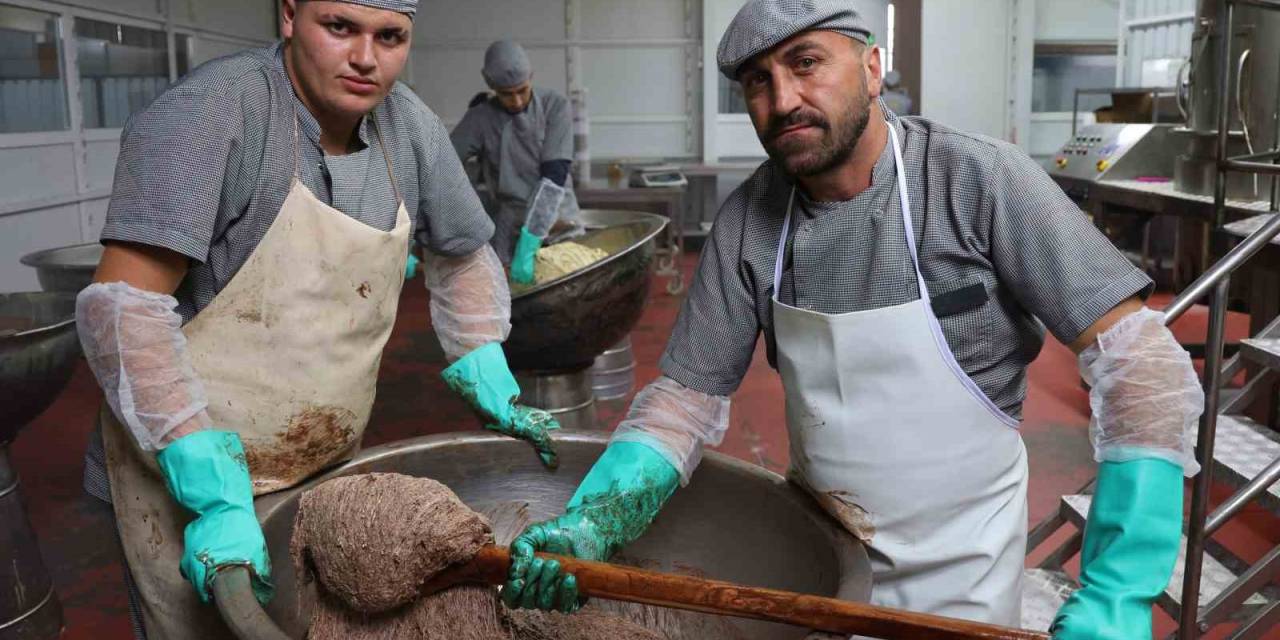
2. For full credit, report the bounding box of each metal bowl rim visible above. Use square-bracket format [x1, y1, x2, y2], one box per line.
[0, 292, 78, 338]
[512, 213, 667, 299]
[258, 430, 788, 520]
[19, 242, 102, 269]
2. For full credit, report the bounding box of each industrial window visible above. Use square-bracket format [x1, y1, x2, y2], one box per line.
[1032, 43, 1118, 113]
[885, 2, 894, 74]
[718, 74, 747, 114]
[75, 18, 189, 129]
[0, 4, 69, 133]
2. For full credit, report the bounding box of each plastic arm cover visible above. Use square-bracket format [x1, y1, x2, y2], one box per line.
[524, 178, 568, 238]
[1079, 307, 1204, 476]
[76, 281, 212, 451]
[609, 375, 731, 485]
[425, 244, 512, 362]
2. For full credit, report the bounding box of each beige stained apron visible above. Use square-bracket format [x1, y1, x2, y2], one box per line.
[101, 114, 409, 639]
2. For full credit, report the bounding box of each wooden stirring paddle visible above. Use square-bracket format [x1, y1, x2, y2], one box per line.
[421, 545, 1051, 640]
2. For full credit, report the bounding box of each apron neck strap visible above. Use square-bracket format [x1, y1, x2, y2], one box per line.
[886, 123, 932, 301]
[773, 188, 796, 301]
[772, 119, 932, 301]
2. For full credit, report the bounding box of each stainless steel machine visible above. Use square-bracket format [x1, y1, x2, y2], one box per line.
[1047, 0, 1280, 209]
[1049, 123, 1178, 184]
[0, 292, 78, 640]
[1175, 0, 1280, 202]
[1045, 0, 1280, 287]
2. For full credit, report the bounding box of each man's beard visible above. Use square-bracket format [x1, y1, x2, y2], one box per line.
[763, 89, 871, 178]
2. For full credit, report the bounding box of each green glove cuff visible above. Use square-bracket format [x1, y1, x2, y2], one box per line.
[1052, 458, 1183, 640]
[442, 342, 520, 426]
[157, 430, 273, 605]
[566, 440, 678, 560]
[511, 227, 543, 285]
[569, 440, 680, 509]
[404, 252, 420, 280]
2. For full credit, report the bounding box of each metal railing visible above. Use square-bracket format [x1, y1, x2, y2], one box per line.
[1170, 1, 1280, 636]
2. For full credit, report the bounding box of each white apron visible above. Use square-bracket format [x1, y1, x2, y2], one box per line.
[101, 113, 410, 639]
[773, 123, 1029, 629]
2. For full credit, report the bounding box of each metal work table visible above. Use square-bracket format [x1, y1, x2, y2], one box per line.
[1053, 174, 1275, 288]
[1060, 176, 1276, 221]
[679, 160, 762, 238]
[576, 178, 687, 294]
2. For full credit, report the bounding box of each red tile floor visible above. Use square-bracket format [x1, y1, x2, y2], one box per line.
[10, 253, 1279, 639]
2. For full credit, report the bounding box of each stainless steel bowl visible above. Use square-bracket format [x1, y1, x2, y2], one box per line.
[506, 210, 667, 372]
[0, 292, 80, 443]
[19, 243, 102, 293]
[0, 292, 76, 639]
[217, 431, 872, 640]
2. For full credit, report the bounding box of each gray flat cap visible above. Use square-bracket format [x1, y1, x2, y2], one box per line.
[333, 0, 417, 19]
[717, 0, 871, 79]
[482, 40, 533, 90]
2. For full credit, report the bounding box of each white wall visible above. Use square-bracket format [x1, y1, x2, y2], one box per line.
[410, 0, 700, 161]
[921, 0, 1122, 154]
[1036, 0, 1120, 41]
[1117, 0, 1194, 86]
[921, 0, 1017, 140]
[0, 0, 275, 293]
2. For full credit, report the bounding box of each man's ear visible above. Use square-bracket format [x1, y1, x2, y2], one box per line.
[281, 0, 298, 40]
[866, 45, 884, 99]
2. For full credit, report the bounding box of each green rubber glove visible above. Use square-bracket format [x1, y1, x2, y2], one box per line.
[1052, 459, 1184, 640]
[441, 342, 560, 467]
[510, 227, 543, 285]
[503, 440, 680, 612]
[404, 251, 420, 280]
[156, 430, 273, 606]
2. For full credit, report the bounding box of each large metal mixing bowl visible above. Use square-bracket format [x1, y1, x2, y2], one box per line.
[217, 431, 871, 640]
[0, 292, 77, 640]
[505, 209, 666, 372]
[19, 243, 101, 293]
[0, 292, 80, 444]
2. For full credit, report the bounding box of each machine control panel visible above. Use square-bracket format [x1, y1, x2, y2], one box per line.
[1048, 123, 1171, 182]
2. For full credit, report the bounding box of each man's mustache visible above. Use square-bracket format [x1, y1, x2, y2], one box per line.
[767, 110, 830, 142]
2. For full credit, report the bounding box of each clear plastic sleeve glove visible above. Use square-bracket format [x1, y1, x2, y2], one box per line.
[610, 375, 732, 484]
[503, 441, 680, 612]
[76, 281, 212, 451]
[546, 189, 586, 244]
[524, 178, 568, 238]
[1079, 307, 1204, 476]
[441, 342, 559, 467]
[425, 245, 512, 362]
[157, 430, 273, 605]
